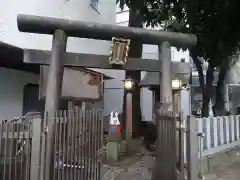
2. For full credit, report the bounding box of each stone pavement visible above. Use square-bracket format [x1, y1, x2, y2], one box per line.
[204, 162, 240, 180]
[101, 155, 240, 180]
[101, 155, 154, 180]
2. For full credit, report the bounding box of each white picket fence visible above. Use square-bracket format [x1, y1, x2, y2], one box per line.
[196, 115, 240, 157]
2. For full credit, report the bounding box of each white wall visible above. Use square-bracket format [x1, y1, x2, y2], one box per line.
[0, 0, 116, 56]
[0, 0, 117, 116]
[0, 68, 39, 120]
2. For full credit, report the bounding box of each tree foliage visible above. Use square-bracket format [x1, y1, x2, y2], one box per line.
[117, 0, 240, 120]
[158, 0, 240, 116]
[140, 0, 240, 116]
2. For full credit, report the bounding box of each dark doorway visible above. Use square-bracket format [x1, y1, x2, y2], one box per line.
[22, 84, 44, 115]
[22, 84, 69, 115]
[237, 106, 240, 115]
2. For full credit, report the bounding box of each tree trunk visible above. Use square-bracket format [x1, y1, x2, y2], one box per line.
[191, 56, 204, 116]
[122, 0, 143, 138]
[191, 52, 214, 117]
[214, 67, 227, 116]
[202, 64, 214, 117]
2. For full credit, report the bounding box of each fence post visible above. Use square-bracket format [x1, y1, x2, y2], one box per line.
[178, 114, 185, 180]
[30, 114, 42, 180]
[187, 116, 198, 180]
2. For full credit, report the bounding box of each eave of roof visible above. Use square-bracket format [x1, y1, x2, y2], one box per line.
[0, 41, 113, 80]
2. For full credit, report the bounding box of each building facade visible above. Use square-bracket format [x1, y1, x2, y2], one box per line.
[0, 0, 116, 120]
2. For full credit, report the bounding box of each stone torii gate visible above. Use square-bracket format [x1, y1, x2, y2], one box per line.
[17, 14, 197, 180]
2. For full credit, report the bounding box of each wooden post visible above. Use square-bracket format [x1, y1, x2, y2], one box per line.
[187, 116, 198, 180]
[126, 92, 133, 141]
[224, 83, 229, 112]
[30, 114, 42, 180]
[43, 29, 67, 180]
[68, 101, 74, 110]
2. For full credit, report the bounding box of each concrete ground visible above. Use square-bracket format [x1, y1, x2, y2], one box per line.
[101, 155, 153, 180]
[204, 162, 240, 180]
[101, 155, 240, 180]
